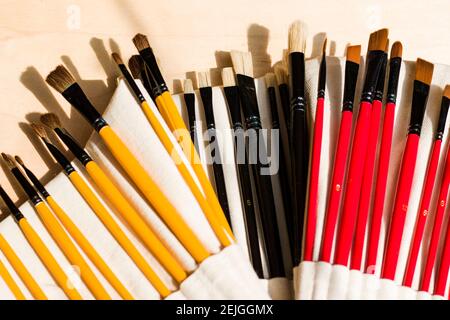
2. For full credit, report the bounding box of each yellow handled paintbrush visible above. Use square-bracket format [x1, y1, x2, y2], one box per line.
[132, 34, 233, 238]
[112, 52, 231, 247]
[0, 255, 26, 299]
[45, 65, 210, 264]
[14, 155, 133, 300]
[30, 126, 173, 298]
[0, 233, 47, 300]
[0, 184, 82, 300]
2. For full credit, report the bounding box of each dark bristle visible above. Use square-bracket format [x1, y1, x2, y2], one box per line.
[112, 53, 124, 65]
[14, 155, 25, 167]
[346, 45, 361, 64]
[128, 55, 143, 79]
[368, 28, 389, 52]
[40, 113, 62, 130]
[415, 58, 434, 85]
[390, 42, 403, 59]
[30, 123, 49, 140]
[1, 153, 15, 169]
[443, 85, 450, 99]
[46, 65, 76, 93]
[132, 33, 150, 52]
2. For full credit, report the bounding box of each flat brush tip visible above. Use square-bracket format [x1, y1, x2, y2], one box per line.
[128, 55, 143, 79]
[40, 113, 61, 130]
[112, 52, 124, 65]
[132, 33, 150, 51]
[346, 45, 361, 64]
[390, 41, 403, 59]
[443, 85, 450, 98]
[183, 79, 194, 94]
[288, 20, 307, 54]
[46, 65, 76, 93]
[368, 28, 389, 52]
[264, 73, 276, 88]
[198, 71, 211, 88]
[221, 67, 236, 87]
[230, 50, 253, 77]
[30, 123, 49, 140]
[415, 58, 434, 85]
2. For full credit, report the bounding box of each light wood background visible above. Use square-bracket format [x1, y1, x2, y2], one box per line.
[0, 0, 449, 204]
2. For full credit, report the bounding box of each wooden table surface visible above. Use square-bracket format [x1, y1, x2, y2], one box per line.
[0, 0, 449, 203]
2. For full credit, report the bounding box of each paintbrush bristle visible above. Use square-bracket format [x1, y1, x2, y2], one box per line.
[14, 155, 25, 167]
[385, 39, 390, 53]
[443, 85, 450, 98]
[346, 45, 361, 64]
[40, 113, 62, 130]
[390, 41, 403, 59]
[230, 50, 253, 77]
[415, 58, 434, 85]
[46, 65, 76, 93]
[322, 38, 328, 56]
[274, 65, 288, 85]
[112, 52, 124, 65]
[198, 72, 211, 88]
[132, 33, 150, 52]
[264, 73, 276, 88]
[368, 28, 389, 52]
[288, 21, 307, 54]
[128, 55, 143, 79]
[1, 153, 15, 169]
[221, 67, 236, 87]
[184, 79, 194, 94]
[282, 49, 289, 70]
[30, 123, 49, 140]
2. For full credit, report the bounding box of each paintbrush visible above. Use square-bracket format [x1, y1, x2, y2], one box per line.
[14, 153, 133, 299]
[334, 28, 389, 266]
[416, 86, 450, 291]
[381, 58, 434, 280]
[183, 79, 199, 152]
[0, 182, 82, 299]
[351, 41, 389, 271]
[132, 34, 233, 237]
[198, 71, 231, 225]
[365, 41, 403, 273]
[320, 44, 361, 262]
[0, 234, 47, 299]
[231, 50, 285, 278]
[304, 38, 327, 262]
[112, 53, 230, 246]
[2, 152, 110, 299]
[128, 54, 155, 104]
[222, 67, 263, 277]
[0, 252, 26, 299]
[288, 21, 309, 265]
[45, 65, 211, 262]
[30, 124, 172, 298]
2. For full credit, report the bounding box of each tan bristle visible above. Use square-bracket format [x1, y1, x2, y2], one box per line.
[282, 49, 289, 70]
[415, 58, 434, 85]
[198, 72, 211, 88]
[14, 155, 25, 167]
[288, 21, 307, 54]
[368, 28, 389, 52]
[444, 85, 450, 99]
[385, 39, 390, 53]
[132, 33, 150, 51]
[346, 45, 361, 64]
[40, 113, 61, 130]
[264, 73, 276, 88]
[30, 123, 49, 140]
[1, 153, 15, 169]
[390, 41, 403, 59]
[274, 65, 287, 85]
[46, 65, 76, 93]
[128, 55, 143, 79]
[230, 50, 254, 77]
[184, 79, 194, 94]
[221, 67, 236, 87]
[112, 53, 124, 65]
